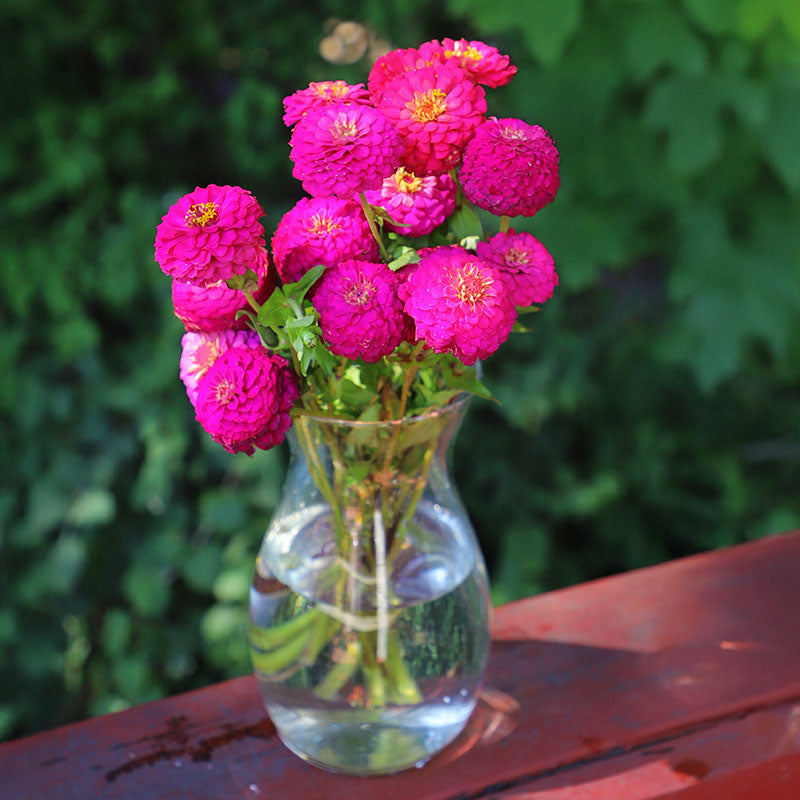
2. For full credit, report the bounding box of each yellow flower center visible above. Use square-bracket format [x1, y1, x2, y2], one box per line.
[330, 114, 359, 141]
[308, 213, 342, 236]
[504, 247, 531, 268]
[392, 167, 423, 193]
[454, 264, 492, 307]
[444, 44, 482, 61]
[343, 275, 375, 306]
[185, 202, 219, 228]
[410, 88, 447, 123]
[313, 80, 350, 99]
[214, 377, 234, 406]
[501, 126, 528, 143]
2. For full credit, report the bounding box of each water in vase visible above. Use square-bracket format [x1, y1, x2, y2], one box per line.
[248, 501, 491, 775]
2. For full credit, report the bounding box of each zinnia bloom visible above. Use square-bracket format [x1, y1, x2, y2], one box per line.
[271, 197, 378, 284]
[194, 347, 300, 455]
[312, 259, 406, 362]
[154, 184, 266, 286]
[377, 62, 487, 175]
[367, 47, 427, 105]
[179, 329, 261, 406]
[283, 80, 371, 127]
[289, 103, 403, 198]
[476, 230, 558, 307]
[418, 38, 516, 88]
[402, 246, 516, 365]
[172, 248, 274, 332]
[459, 117, 560, 217]
[364, 167, 456, 237]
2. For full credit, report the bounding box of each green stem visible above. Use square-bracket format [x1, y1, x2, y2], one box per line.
[287, 297, 305, 319]
[301, 613, 341, 666]
[248, 608, 320, 651]
[359, 192, 389, 262]
[381, 340, 426, 476]
[314, 636, 361, 700]
[250, 626, 315, 675]
[384, 633, 423, 704]
[244, 290, 261, 313]
[359, 632, 386, 708]
[387, 437, 439, 562]
[294, 417, 348, 548]
[499, 214, 511, 233]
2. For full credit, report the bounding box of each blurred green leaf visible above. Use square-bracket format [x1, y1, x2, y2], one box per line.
[122, 565, 171, 617]
[446, 0, 582, 63]
[65, 489, 116, 527]
[622, 5, 708, 79]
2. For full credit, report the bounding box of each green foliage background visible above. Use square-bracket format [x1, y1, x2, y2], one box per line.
[2, 0, 799, 741]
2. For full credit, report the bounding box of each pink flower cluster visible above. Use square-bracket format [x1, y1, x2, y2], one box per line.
[155, 37, 561, 454]
[283, 39, 557, 215]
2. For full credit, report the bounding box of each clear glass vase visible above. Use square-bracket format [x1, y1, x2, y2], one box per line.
[248, 396, 491, 775]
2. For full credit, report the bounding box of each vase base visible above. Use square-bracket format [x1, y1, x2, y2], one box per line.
[267, 698, 475, 775]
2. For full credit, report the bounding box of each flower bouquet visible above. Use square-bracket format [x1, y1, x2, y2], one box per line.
[154, 37, 559, 774]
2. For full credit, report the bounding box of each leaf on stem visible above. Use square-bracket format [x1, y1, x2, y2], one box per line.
[387, 246, 420, 272]
[282, 264, 325, 303]
[447, 202, 483, 241]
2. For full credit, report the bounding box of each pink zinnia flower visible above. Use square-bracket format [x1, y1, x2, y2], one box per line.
[154, 184, 266, 287]
[179, 329, 261, 406]
[312, 259, 406, 363]
[459, 117, 560, 217]
[271, 197, 378, 284]
[419, 38, 516, 88]
[283, 80, 371, 127]
[289, 103, 403, 198]
[402, 246, 516, 365]
[377, 62, 487, 175]
[367, 47, 427, 105]
[364, 167, 456, 237]
[172, 248, 274, 332]
[194, 347, 300, 455]
[476, 231, 558, 307]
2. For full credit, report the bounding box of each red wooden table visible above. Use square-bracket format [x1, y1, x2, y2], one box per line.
[4, 531, 800, 799]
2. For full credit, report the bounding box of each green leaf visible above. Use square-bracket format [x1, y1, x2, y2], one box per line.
[368, 203, 410, 227]
[622, 5, 708, 80]
[737, 0, 782, 39]
[760, 81, 800, 190]
[680, 0, 740, 35]
[659, 204, 800, 390]
[212, 568, 250, 602]
[65, 488, 116, 527]
[447, 203, 483, 241]
[446, 0, 583, 64]
[337, 378, 376, 408]
[387, 246, 420, 271]
[643, 76, 724, 173]
[347, 403, 382, 446]
[442, 362, 497, 403]
[122, 564, 170, 617]
[282, 264, 325, 302]
[257, 287, 290, 327]
[286, 314, 315, 329]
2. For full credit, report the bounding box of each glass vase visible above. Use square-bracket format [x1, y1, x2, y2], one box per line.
[248, 396, 491, 775]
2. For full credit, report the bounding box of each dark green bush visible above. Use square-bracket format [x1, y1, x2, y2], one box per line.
[1, 0, 798, 741]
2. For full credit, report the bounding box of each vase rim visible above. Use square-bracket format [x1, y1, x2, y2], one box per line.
[291, 393, 472, 429]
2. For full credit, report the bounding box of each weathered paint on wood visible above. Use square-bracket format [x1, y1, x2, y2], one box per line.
[3, 531, 800, 799]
